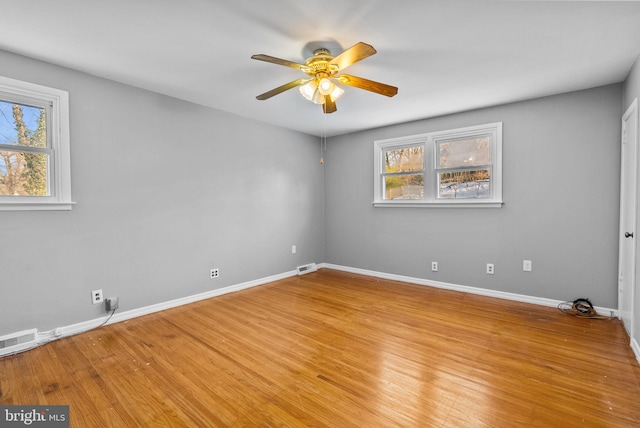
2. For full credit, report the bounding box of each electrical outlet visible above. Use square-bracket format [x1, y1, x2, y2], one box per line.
[210, 268, 219, 279]
[523, 260, 532, 272]
[91, 289, 103, 305]
[292, 245, 297, 254]
[431, 261, 438, 272]
[486, 263, 495, 275]
[105, 297, 119, 312]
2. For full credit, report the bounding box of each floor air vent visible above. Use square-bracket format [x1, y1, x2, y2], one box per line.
[0, 328, 38, 357]
[297, 263, 318, 275]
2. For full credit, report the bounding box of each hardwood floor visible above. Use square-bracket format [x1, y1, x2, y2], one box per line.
[1, 269, 639, 427]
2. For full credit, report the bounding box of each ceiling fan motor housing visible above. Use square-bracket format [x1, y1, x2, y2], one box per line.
[305, 49, 338, 76]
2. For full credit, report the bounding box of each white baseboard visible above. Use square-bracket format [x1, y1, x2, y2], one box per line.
[28, 269, 299, 354]
[632, 337, 640, 363]
[108, 269, 298, 326]
[323, 263, 619, 317]
[3, 263, 628, 361]
[326, 263, 636, 365]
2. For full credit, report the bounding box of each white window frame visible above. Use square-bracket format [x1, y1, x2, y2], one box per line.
[0, 76, 73, 211]
[374, 122, 503, 208]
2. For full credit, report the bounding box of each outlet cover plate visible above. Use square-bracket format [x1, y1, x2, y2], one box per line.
[91, 289, 103, 305]
[486, 263, 495, 275]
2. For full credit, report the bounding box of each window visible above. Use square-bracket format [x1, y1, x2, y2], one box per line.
[381, 144, 425, 200]
[374, 123, 502, 207]
[0, 76, 72, 210]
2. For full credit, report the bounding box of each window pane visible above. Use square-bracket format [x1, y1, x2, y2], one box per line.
[0, 100, 47, 148]
[0, 150, 49, 196]
[384, 145, 424, 173]
[384, 174, 424, 200]
[438, 137, 490, 168]
[439, 169, 490, 199]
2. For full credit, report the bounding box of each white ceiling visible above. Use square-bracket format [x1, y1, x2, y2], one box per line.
[1, 1, 640, 137]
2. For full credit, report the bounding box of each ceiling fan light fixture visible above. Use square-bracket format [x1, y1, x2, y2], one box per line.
[299, 80, 317, 101]
[329, 84, 344, 102]
[299, 80, 327, 104]
[317, 77, 334, 96]
[252, 41, 398, 114]
[311, 88, 325, 105]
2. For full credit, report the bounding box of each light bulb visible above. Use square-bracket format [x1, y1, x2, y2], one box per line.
[330, 84, 344, 101]
[299, 81, 317, 101]
[317, 78, 333, 96]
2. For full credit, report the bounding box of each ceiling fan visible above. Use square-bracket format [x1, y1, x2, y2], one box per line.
[251, 42, 398, 114]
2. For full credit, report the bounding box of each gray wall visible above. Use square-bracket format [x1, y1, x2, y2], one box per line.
[0, 50, 324, 336]
[0, 46, 628, 338]
[325, 84, 622, 308]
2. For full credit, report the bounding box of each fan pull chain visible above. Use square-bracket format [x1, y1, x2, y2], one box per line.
[320, 113, 326, 164]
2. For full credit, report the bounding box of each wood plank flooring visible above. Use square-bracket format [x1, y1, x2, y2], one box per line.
[1, 269, 639, 427]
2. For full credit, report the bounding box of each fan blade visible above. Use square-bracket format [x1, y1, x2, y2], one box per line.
[256, 78, 311, 100]
[337, 74, 398, 97]
[330, 42, 377, 71]
[323, 95, 337, 114]
[251, 54, 309, 72]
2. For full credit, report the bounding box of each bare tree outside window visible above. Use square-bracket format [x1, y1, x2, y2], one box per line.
[0, 101, 48, 196]
[383, 145, 424, 199]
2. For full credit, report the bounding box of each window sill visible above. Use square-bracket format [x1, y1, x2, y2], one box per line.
[0, 201, 76, 211]
[372, 200, 504, 208]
